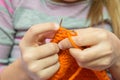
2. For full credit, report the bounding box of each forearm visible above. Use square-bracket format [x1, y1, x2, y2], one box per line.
[109, 58, 120, 80]
[0, 58, 32, 80]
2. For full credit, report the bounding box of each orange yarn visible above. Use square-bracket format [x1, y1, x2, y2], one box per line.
[49, 27, 110, 80]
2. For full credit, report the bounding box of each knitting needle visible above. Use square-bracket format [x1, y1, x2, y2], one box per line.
[59, 18, 63, 27]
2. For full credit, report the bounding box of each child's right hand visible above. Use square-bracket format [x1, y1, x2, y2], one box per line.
[19, 23, 60, 80]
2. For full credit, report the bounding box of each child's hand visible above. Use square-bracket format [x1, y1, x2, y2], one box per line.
[58, 28, 120, 71]
[19, 23, 60, 80]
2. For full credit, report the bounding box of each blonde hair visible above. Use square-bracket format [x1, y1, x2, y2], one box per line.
[87, 0, 120, 38]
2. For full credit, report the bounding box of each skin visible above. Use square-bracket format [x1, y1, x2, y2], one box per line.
[1, 58, 33, 80]
[1, 23, 60, 80]
[1, 0, 120, 80]
[1, 23, 120, 80]
[19, 23, 60, 80]
[58, 28, 120, 79]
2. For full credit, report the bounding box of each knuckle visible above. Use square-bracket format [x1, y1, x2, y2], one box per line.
[107, 47, 113, 55]
[75, 36, 82, 45]
[47, 22, 55, 27]
[38, 63, 60, 79]
[48, 43, 59, 53]
[57, 62, 60, 67]
[29, 26, 38, 35]
[44, 22, 55, 29]
[53, 54, 59, 62]
[28, 64, 38, 73]
[53, 62, 60, 72]
[22, 53, 33, 62]
[79, 55, 86, 63]
[98, 31, 109, 40]
[105, 43, 113, 55]
[107, 44, 113, 51]
[55, 62, 60, 71]
[72, 37, 83, 47]
[102, 59, 111, 67]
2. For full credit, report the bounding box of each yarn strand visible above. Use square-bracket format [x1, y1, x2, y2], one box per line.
[50, 27, 110, 80]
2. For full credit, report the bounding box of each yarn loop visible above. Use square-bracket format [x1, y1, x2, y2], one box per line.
[49, 27, 110, 80]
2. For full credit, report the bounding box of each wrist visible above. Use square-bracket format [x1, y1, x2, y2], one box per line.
[1, 58, 32, 80]
[109, 57, 120, 80]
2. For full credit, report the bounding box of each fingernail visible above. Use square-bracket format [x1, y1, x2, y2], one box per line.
[54, 23, 60, 30]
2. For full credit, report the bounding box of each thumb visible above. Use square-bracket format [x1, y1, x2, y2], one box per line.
[69, 48, 82, 61]
[20, 23, 59, 48]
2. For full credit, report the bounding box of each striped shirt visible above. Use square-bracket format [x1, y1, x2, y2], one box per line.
[0, 0, 111, 72]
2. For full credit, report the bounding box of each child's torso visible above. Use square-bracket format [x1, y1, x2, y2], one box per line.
[4, 0, 111, 62]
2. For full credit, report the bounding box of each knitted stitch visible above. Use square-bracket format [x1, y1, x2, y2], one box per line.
[49, 27, 110, 80]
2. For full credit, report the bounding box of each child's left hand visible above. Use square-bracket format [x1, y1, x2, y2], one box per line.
[58, 28, 120, 70]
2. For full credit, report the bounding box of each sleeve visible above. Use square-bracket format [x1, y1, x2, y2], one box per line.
[0, 0, 15, 65]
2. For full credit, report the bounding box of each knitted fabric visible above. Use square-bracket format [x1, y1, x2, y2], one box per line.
[49, 27, 110, 80]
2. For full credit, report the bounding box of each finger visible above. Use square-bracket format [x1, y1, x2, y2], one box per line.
[58, 36, 99, 50]
[58, 28, 105, 50]
[23, 43, 59, 61]
[37, 62, 60, 80]
[37, 31, 57, 44]
[80, 57, 112, 70]
[21, 23, 59, 47]
[69, 43, 111, 63]
[28, 54, 59, 73]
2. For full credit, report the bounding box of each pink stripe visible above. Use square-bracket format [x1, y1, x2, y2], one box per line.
[0, 69, 3, 72]
[0, 0, 13, 14]
[0, 64, 4, 72]
[10, 0, 12, 2]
